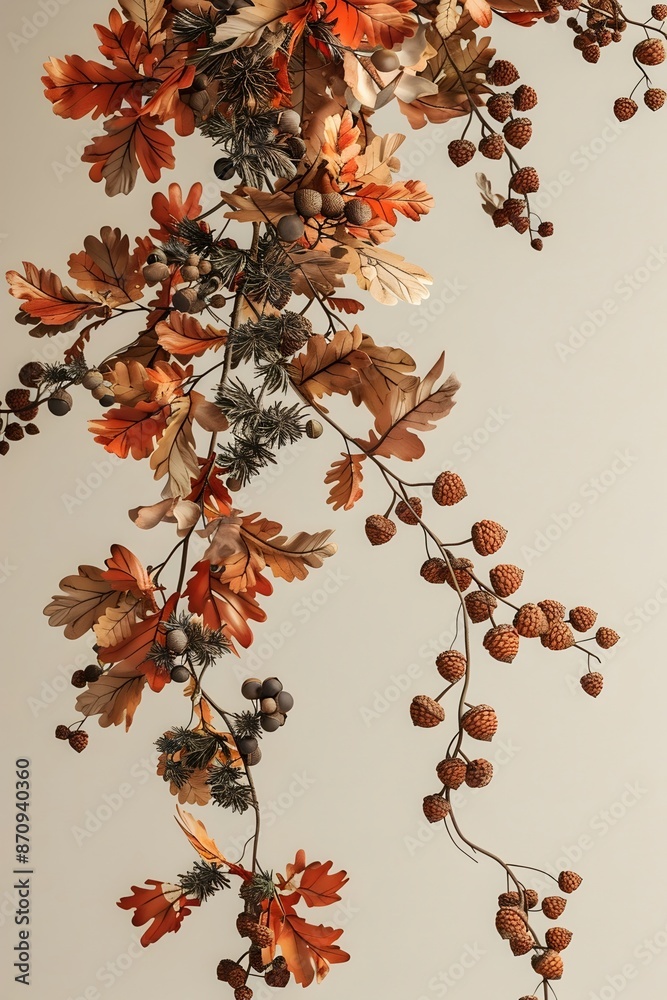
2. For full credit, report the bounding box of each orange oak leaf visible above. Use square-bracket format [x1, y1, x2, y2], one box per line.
[119, 0, 166, 40]
[277, 851, 349, 907]
[325, 296, 364, 315]
[352, 179, 434, 226]
[88, 400, 168, 460]
[319, 110, 361, 185]
[175, 806, 252, 879]
[324, 452, 365, 511]
[270, 906, 350, 986]
[101, 543, 156, 605]
[284, 0, 416, 52]
[93, 595, 141, 648]
[349, 333, 417, 416]
[107, 359, 151, 406]
[97, 593, 178, 691]
[155, 312, 228, 357]
[6, 263, 106, 331]
[184, 561, 272, 651]
[68, 226, 145, 305]
[42, 54, 142, 120]
[75, 663, 146, 730]
[143, 360, 192, 403]
[358, 353, 460, 461]
[117, 881, 200, 948]
[82, 110, 175, 196]
[43, 565, 123, 640]
[288, 326, 371, 404]
[240, 514, 337, 583]
[222, 187, 295, 224]
[95, 9, 150, 75]
[149, 182, 203, 241]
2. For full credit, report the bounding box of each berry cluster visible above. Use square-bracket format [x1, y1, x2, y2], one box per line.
[240, 675, 294, 739]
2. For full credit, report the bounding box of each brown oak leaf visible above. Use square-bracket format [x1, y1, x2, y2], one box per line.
[324, 452, 366, 511]
[75, 663, 146, 730]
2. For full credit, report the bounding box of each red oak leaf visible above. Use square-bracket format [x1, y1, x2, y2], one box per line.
[100, 543, 157, 608]
[97, 594, 178, 691]
[277, 850, 349, 908]
[82, 110, 175, 196]
[42, 54, 142, 120]
[88, 400, 168, 460]
[6, 263, 106, 331]
[117, 880, 200, 947]
[149, 182, 203, 241]
[184, 561, 272, 651]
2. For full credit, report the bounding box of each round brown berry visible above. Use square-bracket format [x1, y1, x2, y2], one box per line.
[645, 87, 667, 110]
[420, 557, 448, 584]
[558, 870, 583, 893]
[479, 134, 505, 159]
[489, 564, 524, 597]
[55, 725, 70, 740]
[465, 590, 498, 623]
[461, 704, 498, 741]
[488, 60, 520, 86]
[532, 950, 563, 979]
[541, 621, 575, 651]
[538, 221, 554, 237]
[513, 85, 538, 110]
[69, 730, 89, 753]
[465, 758, 493, 787]
[634, 38, 666, 65]
[569, 606, 597, 631]
[545, 926, 573, 951]
[18, 362, 44, 388]
[542, 895, 567, 919]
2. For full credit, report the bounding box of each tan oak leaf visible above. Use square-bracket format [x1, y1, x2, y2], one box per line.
[75, 663, 146, 730]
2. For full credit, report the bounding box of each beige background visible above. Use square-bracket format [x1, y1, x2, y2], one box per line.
[1, 6, 667, 1000]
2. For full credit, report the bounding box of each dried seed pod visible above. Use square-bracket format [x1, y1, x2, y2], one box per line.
[613, 97, 638, 121]
[305, 418, 323, 438]
[294, 188, 323, 218]
[143, 261, 170, 284]
[510, 166, 540, 194]
[166, 628, 189, 653]
[279, 109, 301, 134]
[645, 87, 667, 109]
[542, 895, 567, 919]
[489, 564, 524, 597]
[569, 606, 597, 631]
[513, 84, 538, 110]
[214, 158, 235, 180]
[84, 664, 102, 683]
[545, 926, 573, 951]
[483, 624, 520, 663]
[48, 389, 72, 416]
[410, 695, 445, 728]
[465, 590, 498, 623]
[260, 715, 281, 733]
[365, 514, 397, 545]
[237, 736, 258, 756]
[531, 949, 563, 980]
[436, 649, 467, 683]
[344, 198, 373, 226]
[371, 48, 401, 72]
[181, 264, 200, 282]
[580, 671, 604, 697]
[420, 557, 448, 584]
[495, 906, 527, 939]
[465, 758, 493, 787]
[499, 889, 538, 909]
[541, 621, 575, 650]
[503, 117, 532, 149]
[260, 697, 278, 715]
[538, 599, 566, 622]
[487, 92, 514, 121]
[443, 554, 475, 592]
[320, 192, 346, 218]
[488, 60, 520, 86]
[55, 725, 71, 740]
[634, 38, 665, 64]
[596, 626, 619, 648]
[558, 870, 582, 893]
[241, 677, 263, 700]
[510, 932, 535, 955]
[423, 794, 450, 822]
[170, 665, 191, 683]
[461, 704, 498, 741]
[432, 470, 467, 506]
[260, 677, 283, 697]
[479, 134, 505, 159]
[18, 362, 44, 387]
[395, 497, 422, 524]
[81, 369, 105, 390]
[71, 670, 87, 688]
[69, 730, 89, 753]
[513, 603, 549, 638]
[436, 757, 467, 789]
[4, 422, 24, 441]
[471, 520, 507, 556]
[447, 139, 476, 166]
[276, 690, 294, 713]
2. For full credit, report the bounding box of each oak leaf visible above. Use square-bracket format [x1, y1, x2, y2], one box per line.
[278, 851, 349, 907]
[184, 561, 271, 651]
[6, 262, 106, 332]
[353, 179, 434, 226]
[68, 226, 144, 305]
[150, 395, 200, 498]
[288, 326, 370, 403]
[43, 565, 123, 640]
[269, 906, 350, 986]
[129, 496, 200, 535]
[100, 543, 156, 604]
[333, 241, 432, 305]
[97, 593, 178, 691]
[149, 181, 203, 241]
[222, 187, 295, 224]
[349, 332, 417, 416]
[117, 881, 199, 948]
[88, 400, 168, 460]
[93, 595, 141, 648]
[75, 663, 146, 730]
[107, 359, 151, 406]
[466, 0, 493, 25]
[155, 312, 227, 357]
[82, 110, 175, 196]
[42, 54, 142, 120]
[240, 514, 338, 583]
[324, 452, 366, 511]
[118, 0, 166, 39]
[435, 0, 461, 38]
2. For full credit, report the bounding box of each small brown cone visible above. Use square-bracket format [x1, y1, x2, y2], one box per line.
[542, 896, 567, 919]
[513, 603, 549, 638]
[396, 497, 422, 524]
[432, 470, 467, 506]
[495, 907, 527, 939]
[634, 38, 665, 65]
[479, 133, 505, 159]
[69, 730, 89, 753]
[423, 794, 450, 823]
[538, 599, 566, 622]
[504, 118, 532, 149]
[513, 84, 538, 110]
[499, 889, 538, 909]
[410, 695, 445, 728]
[365, 514, 396, 545]
[471, 520, 507, 556]
[489, 564, 524, 597]
[569, 606, 597, 631]
[487, 93, 514, 121]
[545, 927, 573, 951]
[420, 558, 448, 584]
[448, 139, 476, 166]
[541, 621, 575, 651]
[483, 624, 520, 663]
[248, 924, 274, 948]
[217, 959, 241, 983]
[596, 626, 619, 648]
[443, 554, 475, 592]
[461, 704, 498, 741]
[613, 97, 638, 121]
[580, 672, 604, 697]
[488, 60, 520, 86]
[510, 166, 540, 194]
[531, 949, 564, 980]
[436, 757, 467, 789]
[436, 650, 467, 683]
[55, 725, 70, 740]
[510, 932, 535, 955]
[465, 590, 498, 623]
[265, 965, 291, 987]
[645, 87, 667, 110]
[558, 870, 582, 893]
[234, 988, 253, 1000]
[465, 758, 493, 787]
[236, 912, 259, 938]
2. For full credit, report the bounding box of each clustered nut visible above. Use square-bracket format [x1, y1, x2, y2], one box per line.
[510, 166, 540, 194]
[487, 93, 514, 121]
[488, 60, 520, 86]
[596, 626, 619, 648]
[365, 514, 397, 545]
[444, 554, 475, 592]
[395, 497, 423, 524]
[465, 758, 493, 787]
[495, 906, 527, 939]
[448, 139, 476, 166]
[436, 649, 467, 683]
[69, 730, 89, 753]
[558, 870, 583, 893]
[432, 470, 467, 506]
[241, 676, 292, 737]
[423, 794, 450, 823]
[510, 933, 535, 956]
[471, 520, 507, 556]
[569, 605, 597, 631]
[634, 38, 666, 65]
[410, 695, 445, 728]
[464, 589, 498, 623]
[420, 557, 448, 584]
[483, 624, 520, 663]
[541, 621, 575, 650]
[580, 671, 604, 697]
[613, 97, 638, 121]
[545, 926, 573, 951]
[503, 118, 532, 149]
[542, 895, 567, 919]
[531, 949, 564, 980]
[461, 704, 498, 741]
[538, 599, 566, 622]
[436, 757, 467, 788]
[513, 603, 549, 638]
[489, 563, 524, 597]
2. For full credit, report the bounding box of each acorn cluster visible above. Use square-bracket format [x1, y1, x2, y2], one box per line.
[277, 187, 373, 246]
[143, 245, 219, 315]
[217, 951, 291, 997]
[55, 724, 89, 753]
[241, 676, 294, 737]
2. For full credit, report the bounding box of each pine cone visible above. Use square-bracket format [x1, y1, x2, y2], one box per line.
[229, 964, 248, 989]
[582, 43, 601, 62]
[538, 221, 554, 237]
[69, 731, 89, 753]
[55, 725, 70, 740]
[471, 520, 508, 556]
[489, 564, 524, 597]
[436, 649, 467, 683]
[18, 362, 44, 388]
[483, 624, 520, 663]
[531, 949, 564, 980]
[448, 139, 476, 166]
[461, 704, 498, 741]
[652, 3, 667, 17]
[558, 870, 582, 893]
[236, 912, 259, 938]
[493, 209, 510, 228]
[488, 60, 520, 86]
[217, 959, 239, 982]
[538, 599, 566, 622]
[614, 97, 638, 121]
[542, 896, 567, 919]
[510, 932, 535, 955]
[495, 907, 527, 939]
[499, 889, 538, 909]
[423, 794, 450, 823]
[465, 590, 498, 623]
[645, 87, 667, 110]
[513, 603, 549, 638]
[420, 557, 448, 584]
[249, 946, 269, 972]
[18, 406, 39, 422]
[569, 606, 597, 631]
[444, 554, 475, 591]
[479, 134, 505, 159]
[635, 38, 666, 65]
[265, 966, 290, 987]
[504, 118, 532, 149]
[596, 626, 619, 648]
[234, 988, 253, 1000]
[487, 93, 514, 122]
[531, 238, 544, 252]
[278, 311, 312, 355]
[6, 388, 31, 412]
[5, 423, 24, 441]
[365, 514, 397, 545]
[465, 758, 493, 787]
[410, 695, 445, 728]
[513, 85, 538, 110]
[396, 497, 423, 524]
[436, 757, 467, 789]
[580, 671, 604, 697]
[249, 924, 274, 948]
[432, 470, 467, 506]
[541, 621, 575, 650]
[545, 927, 573, 951]
[510, 166, 540, 194]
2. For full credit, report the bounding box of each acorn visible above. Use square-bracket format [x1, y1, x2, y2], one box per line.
[237, 736, 258, 756]
[267, 711, 286, 727]
[241, 677, 263, 700]
[91, 382, 115, 405]
[192, 72, 210, 91]
[260, 677, 283, 698]
[246, 747, 262, 766]
[146, 248, 168, 264]
[71, 670, 87, 688]
[277, 214, 305, 242]
[185, 254, 200, 267]
[226, 477, 243, 492]
[286, 136, 307, 160]
[83, 664, 102, 683]
[260, 697, 278, 715]
[198, 259, 212, 275]
[166, 628, 189, 654]
[210, 293, 227, 309]
[214, 158, 235, 180]
[371, 48, 400, 72]
[48, 389, 72, 416]
[276, 690, 294, 713]
[172, 288, 202, 313]
[181, 265, 200, 282]
[320, 192, 346, 218]
[279, 109, 301, 134]
[170, 665, 191, 683]
[344, 199, 373, 226]
[294, 188, 323, 218]
[18, 362, 44, 388]
[260, 714, 281, 733]
[305, 419, 323, 438]
[143, 261, 170, 284]
[82, 369, 104, 390]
